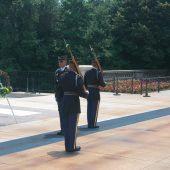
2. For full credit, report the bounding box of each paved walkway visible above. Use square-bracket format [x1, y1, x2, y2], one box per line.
[0, 91, 170, 170]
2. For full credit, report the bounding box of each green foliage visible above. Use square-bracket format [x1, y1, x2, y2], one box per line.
[60, 0, 89, 63]
[0, 0, 169, 71]
[112, 0, 170, 69]
[0, 83, 13, 97]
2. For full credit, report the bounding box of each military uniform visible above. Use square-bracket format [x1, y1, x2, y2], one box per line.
[55, 56, 68, 135]
[60, 67, 88, 152]
[84, 67, 105, 128]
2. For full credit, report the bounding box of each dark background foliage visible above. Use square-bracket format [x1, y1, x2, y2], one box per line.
[0, 0, 169, 71]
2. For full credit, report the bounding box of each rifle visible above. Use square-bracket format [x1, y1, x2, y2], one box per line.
[64, 39, 87, 93]
[64, 39, 82, 76]
[89, 46, 106, 91]
[89, 45, 102, 72]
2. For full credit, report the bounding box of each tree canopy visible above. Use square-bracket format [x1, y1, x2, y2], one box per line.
[0, 0, 169, 71]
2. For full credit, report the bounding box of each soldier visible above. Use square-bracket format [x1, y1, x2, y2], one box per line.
[60, 60, 88, 152]
[55, 55, 68, 136]
[84, 59, 106, 129]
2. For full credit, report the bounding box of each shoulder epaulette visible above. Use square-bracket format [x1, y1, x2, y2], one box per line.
[55, 68, 60, 73]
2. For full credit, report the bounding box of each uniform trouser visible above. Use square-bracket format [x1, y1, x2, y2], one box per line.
[57, 100, 64, 132]
[63, 112, 79, 151]
[87, 98, 100, 128]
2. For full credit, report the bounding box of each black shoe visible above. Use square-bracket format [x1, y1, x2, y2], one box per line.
[57, 130, 64, 136]
[74, 146, 81, 152]
[66, 146, 81, 153]
[88, 126, 99, 129]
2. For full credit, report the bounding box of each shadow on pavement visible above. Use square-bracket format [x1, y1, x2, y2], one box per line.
[0, 107, 170, 156]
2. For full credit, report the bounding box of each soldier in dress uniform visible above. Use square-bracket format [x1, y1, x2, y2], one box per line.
[60, 60, 88, 152]
[55, 55, 68, 136]
[84, 59, 106, 129]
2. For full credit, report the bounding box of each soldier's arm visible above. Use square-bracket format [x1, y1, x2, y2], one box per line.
[54, 71, 58, 99]
[77, 76, 88, 99]
[55, 69, 63, 101]
[98, 71, 106, 87]
[83, 72, 88, 89]
[55, 69, 60, 87]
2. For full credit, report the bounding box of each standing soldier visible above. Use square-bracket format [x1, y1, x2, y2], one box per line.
[84, 59, 106, 129]
[60, 60, 88, 152]
[55, 55, 68, 136]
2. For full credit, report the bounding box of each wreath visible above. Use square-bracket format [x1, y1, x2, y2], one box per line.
[0, 70, 13, 97]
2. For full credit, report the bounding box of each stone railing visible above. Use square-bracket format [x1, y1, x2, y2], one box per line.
[7, 69, 170, 93]
[103, 69, 170, 81]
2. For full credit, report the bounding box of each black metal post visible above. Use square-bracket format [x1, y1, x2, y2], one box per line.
[37, 72, 40, 93]
[143, 78, 150, 97]
[112, 76, 116, 94]
[157, 77, 160, 93]
[26, 77, 29, 92]
[32, 78, 35, 93]
[140, 78, 143, 95]
[131, 76, 134, 94]
[26, 72, 29, 93]
[114, 74, 120, 96]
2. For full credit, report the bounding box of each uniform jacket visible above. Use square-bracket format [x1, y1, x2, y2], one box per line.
[84, 68, 106, 100]
[55, 67, 68, 101]
[60, 70, 88, 114]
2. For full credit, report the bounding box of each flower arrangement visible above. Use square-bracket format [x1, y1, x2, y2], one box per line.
[102, 79, 170, 94]
[0, 83, 13, 97]
[0, 70, 12, 97]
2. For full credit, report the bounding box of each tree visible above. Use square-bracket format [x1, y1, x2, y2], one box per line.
[0, 0, 39, 71]
[59, 0, 89, 63]
[0, 0, 169, 71]
[112, 0, 170, 69]
[36, 0, 62, 70]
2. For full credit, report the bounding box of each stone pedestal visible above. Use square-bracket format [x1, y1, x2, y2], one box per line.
[79, 65, 92, 76]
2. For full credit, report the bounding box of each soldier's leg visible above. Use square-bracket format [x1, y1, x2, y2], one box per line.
[57, 101, 64, 134]
[63, 113, 69, 151]
[88, 99, 100, 128]
[87, 98, 93, 127]
[94, 100, 100, 127]
[67, 113, 79, 152]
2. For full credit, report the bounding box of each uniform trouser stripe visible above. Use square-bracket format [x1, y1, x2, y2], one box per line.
[87, 99, 100, 128]
[63, 112, 78, 151]
[74, 114, 79, 149]
[57, 101, 64, 131]
[94, 100, 100, 127]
